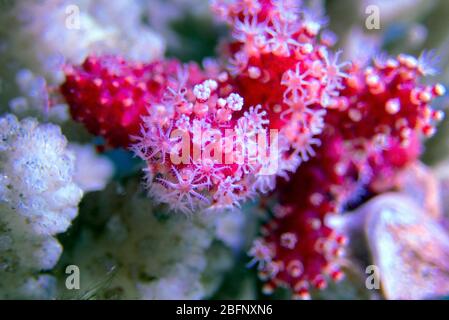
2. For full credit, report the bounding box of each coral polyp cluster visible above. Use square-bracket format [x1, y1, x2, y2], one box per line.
[61, 57, 182, 148]
[212, 0, 348, 162]
[133, 71, 274, 212]
[61, 55, 285, 212]
[60, 0, 351, 214]
[249, 54, 445, 298]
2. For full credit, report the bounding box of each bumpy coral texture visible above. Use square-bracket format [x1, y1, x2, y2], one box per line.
[61, 55, 287, 213]
[248, 55, 444, 298]
[0, 114, 83, 299]
[58, 0, 445, 298]
[2, 0, 165, 126]
[60, 0, 350, 214]
[9, 69, 69, 123]
[212, 0, 348, 160]
[60, 182, 236, 299]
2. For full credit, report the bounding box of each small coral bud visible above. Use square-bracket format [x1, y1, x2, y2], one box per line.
[248, 66, 261, 79]
[287, 260, 304, 278]
[386, 58, 399, 69]
[193, 83, 211, 101]
[321, 30, 338, 47]
[433, 83, 446, 96]
[93, 78, 103, 87]
[398, 54, 418, 69]
[292, 290, 311, 300]
[348, 109, 362, 122]
[308, 218, 322, 230]
[218, 71, 229, 82]
[400, 128, 412, 139]
[204, 79, 218, 91]
[385, 98, 401, 115]
[422, 124, 436, 137]
[366, 73, 380, 87]
[123, 98, 133, 108]
[410, 89, 421, 105]
[332, 247, 345, 258]
[310, 192, 324, 206]
[312, 275, 327, 289]
[273, 104, 282, 113]
[249, 239, 273, 263]
[226, 93, 244, 111]
[280, 232, 298, 249]
[304, 21, 321, 37]
[419, 90, 432, 103]
[432, 110, 445, 122]
[335, 234, 348, 246]
[273, 205, 293, 218]
[330, 269, 345, 282]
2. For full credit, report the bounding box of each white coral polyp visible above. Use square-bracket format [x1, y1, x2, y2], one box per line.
[0, 114, 83, 298]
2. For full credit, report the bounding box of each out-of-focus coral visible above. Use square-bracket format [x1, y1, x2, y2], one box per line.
[433, 160, 449, 218]
[394, 162, 441, 218]
[8, 69, 69, 123]
[7, 0, 165, 83]
[329, 158, 449, 300]
[68, 143, 114, 193]
[248, 50, 444, 296]
[0, 114, 83, 299]
[0, 0, 165, 125]
[335, 193, 449, 300]
[58, 182, 239, 300]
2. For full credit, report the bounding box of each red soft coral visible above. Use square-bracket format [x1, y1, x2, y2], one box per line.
[61, 54, 287, 213]
[249, 54, 445, 298]
[213, 0, 349, 166]
[61, 56, 202, 148]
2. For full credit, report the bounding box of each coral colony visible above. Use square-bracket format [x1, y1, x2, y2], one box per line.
[1, 0, 447, 300]
[59, 0, 444, 297]
[57, 0, 446, 299]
